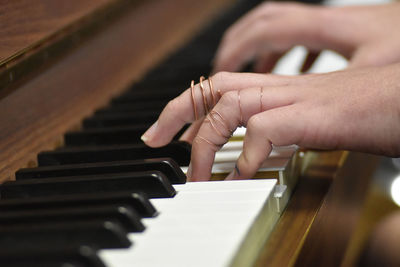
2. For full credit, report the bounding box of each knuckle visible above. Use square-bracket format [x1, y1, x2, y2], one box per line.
[164, 98, 187, 123]
[246, 115, 264, 133]
[213, 71, 232, 84]
[165, 98, 180, 113]
[223, 28, 235, 41]
[260, 1, 280, 11]
[220, 90, 237, 107]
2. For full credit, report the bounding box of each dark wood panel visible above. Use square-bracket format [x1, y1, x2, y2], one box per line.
[255, 151, 380, 267]
[255, 150, 346, 267]
[0, 0, 141, 97]
[0, 0, 111, 63]
[294, 152, 379, 266]
[0, 0, 232, 183]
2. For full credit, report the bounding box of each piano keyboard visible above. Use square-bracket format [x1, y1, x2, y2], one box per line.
[1, 0, 359, 265]
[99, 179, 278, 267]
[1, 1, 289, 266]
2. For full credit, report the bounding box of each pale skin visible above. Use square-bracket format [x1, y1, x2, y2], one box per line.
[213, 1, 400, 72]
[142, 2, 400, 181]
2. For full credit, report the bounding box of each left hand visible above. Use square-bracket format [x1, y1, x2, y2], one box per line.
[213, 2, 400, 73]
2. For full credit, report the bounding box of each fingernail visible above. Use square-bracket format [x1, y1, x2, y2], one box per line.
[141, 121, 158, 143]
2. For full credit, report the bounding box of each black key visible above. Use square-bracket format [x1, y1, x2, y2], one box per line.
[0, 220, 131, 250]
[0, 191, 157, 218]
[38, 141, 191, 166]
[0, 246, 105, 267]
[66, 125, 189, 146]
[83, 112, 159, 128]
[0, 205, 144, 233]
[1, 171, 176, 199]
[96, 100, 168, 114]
[139, 70, 203, 87]
[65, 125, 148, 146]
[17, 158, 186, 184]
[112, 86, 180, 104]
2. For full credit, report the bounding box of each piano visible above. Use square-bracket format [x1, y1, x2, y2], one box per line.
[0, 0, 389, 266]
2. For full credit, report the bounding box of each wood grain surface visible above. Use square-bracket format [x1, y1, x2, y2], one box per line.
[0, 0, 142, 97]
[0, 0, 232, 183]
[255, 150, 346, 266]
[0, 0, 111, 63]
[294, 152, 379, 267]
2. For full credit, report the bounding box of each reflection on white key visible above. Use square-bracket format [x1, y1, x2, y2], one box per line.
[99, 180, 277, 267]
[232, 127, 246, 137]
[217, 141, 297, 163]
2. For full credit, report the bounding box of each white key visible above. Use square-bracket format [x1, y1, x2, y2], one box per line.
[99, 179, 277, 267]
[217, 141, 296, 163]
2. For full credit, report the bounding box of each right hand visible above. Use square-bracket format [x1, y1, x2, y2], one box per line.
[142, 64, 400, 181]
[213, 2, 400, 73]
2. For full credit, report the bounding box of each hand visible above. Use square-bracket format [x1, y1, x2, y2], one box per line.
[213, 2, 400, 73]
[141, 65, 400, 181]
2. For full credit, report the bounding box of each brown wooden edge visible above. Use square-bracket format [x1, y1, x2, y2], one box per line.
[0, 0, 142, 99]
[293, 152, 379, 267]
[254, 150, 347, 267]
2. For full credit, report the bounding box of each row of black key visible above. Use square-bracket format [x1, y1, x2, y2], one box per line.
[0, 0, 273, 266]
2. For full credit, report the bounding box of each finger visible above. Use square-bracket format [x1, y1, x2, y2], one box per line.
[179, 119, 203, 144]
[300, 50, 321, 73]
[189, 86, 297, 181]
[348, 43, 400, 69]
[220, 2, 286, 48]
[213, 7, 328, 73]
[227, 105, 304, 180]
[213, 18, 277, 73]
[213, 2, 297, 74]
[254, 52, 285, 73]
[142, 72, 297, 147]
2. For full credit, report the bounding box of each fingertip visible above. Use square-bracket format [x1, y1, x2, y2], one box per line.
[140, 134, 149, 143]
[141, 120, 172, 147]
[141, 120, 158, 144]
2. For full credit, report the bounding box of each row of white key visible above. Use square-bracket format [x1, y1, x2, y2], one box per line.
[99, 179, 277, 267]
